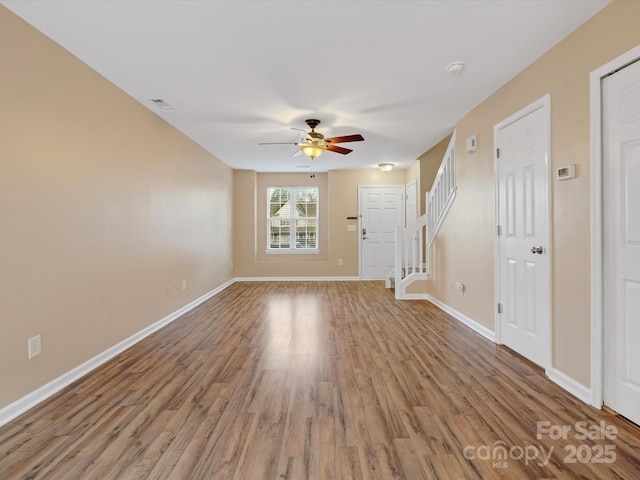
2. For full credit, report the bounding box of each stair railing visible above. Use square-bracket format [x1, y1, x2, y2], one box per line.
[427, 131, 456, 246]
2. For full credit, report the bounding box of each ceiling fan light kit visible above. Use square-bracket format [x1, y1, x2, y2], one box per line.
[300, 143, 326, 159]
[259, 119, 364, 160]
[378, 163, 394, 172]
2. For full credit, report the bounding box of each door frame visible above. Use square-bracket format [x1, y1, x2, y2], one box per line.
[493, 94, 552, 370]
[589, 44, 640, 409]
[358, 184, 405, 280]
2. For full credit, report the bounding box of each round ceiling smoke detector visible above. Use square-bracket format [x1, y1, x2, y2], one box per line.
[447, 61, 465, 74]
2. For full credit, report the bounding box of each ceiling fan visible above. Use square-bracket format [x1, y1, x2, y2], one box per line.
[259, 119, 364, 159]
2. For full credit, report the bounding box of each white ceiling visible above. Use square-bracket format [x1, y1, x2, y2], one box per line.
[3, 0, 609, 172]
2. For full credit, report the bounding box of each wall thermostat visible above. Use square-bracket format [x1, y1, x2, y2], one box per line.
[556, 164, 576, 181]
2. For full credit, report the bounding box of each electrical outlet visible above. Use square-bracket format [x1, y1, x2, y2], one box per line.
[338, 259, 343, 266]
[28, 335, 42, 359]
[182, 280, 187, 291]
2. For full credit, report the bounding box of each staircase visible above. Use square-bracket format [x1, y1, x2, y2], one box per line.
[387, 214, 429, 299]
[389, 131, 456, 299]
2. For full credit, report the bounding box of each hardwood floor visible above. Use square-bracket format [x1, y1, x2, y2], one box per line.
[1, 281, 639, 479]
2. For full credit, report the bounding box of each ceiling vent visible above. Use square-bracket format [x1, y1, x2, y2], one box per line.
[149, 98, 174, 110]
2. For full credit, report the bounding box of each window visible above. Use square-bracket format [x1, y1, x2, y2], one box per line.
[267, 186, 318, 253]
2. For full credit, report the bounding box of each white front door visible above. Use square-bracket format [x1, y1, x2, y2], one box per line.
[359, 185, 404, 280]
[603, 58, 640, 425]
[495, 96, 550, 368]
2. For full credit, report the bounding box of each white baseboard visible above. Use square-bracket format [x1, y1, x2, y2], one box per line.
[547, 368, 592, 405]
[423, 295, 594, 405]
[424, 294, 496, 342]
[234, 276, 360, 282]
[0, 278, 235, 428]
[400, 293, 429, 300]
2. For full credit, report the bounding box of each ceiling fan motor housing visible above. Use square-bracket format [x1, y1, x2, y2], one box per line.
[305, 119, 321, 131]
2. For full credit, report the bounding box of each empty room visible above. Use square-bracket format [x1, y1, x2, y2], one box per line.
[1, 1, 640, 479]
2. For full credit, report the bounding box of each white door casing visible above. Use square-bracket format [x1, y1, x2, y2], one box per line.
[602, 58, 640, 425]
[495, 95, 551, 369]
[359, 185, 405, 280]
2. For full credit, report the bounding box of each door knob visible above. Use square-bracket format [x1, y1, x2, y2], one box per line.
[531, 246, 544, 254]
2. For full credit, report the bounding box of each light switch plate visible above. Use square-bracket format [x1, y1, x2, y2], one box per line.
[28, 335, 42, 359]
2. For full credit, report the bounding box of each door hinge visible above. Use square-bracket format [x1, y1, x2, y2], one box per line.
[497, 225, 502, 236]
[496, 148, 500, 159]
[497, 303, 502, 314]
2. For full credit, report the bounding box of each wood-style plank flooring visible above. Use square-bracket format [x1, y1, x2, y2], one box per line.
[1, 281, 639, 479]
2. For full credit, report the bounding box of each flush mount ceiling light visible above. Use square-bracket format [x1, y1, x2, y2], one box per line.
[446, 61, 465, 74]
[378, 163, 394, 172]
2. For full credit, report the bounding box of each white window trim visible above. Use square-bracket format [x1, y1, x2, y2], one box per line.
[266, 186, 319, 255]
[265, 248, 319, 255]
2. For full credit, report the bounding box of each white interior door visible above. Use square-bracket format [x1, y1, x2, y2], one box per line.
[359, 185, 404, 280]
[495, 97, 550, 368]
[603, 59, 640, 425]
[406, 180, 417, 226]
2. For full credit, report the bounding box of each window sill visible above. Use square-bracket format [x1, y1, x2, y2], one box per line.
[265, 249, 320, 255]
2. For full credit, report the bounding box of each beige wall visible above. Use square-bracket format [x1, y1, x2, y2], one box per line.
[424, 0, 640, 387]
[234, 168, 413, 277]
[0, 7, 233, 409]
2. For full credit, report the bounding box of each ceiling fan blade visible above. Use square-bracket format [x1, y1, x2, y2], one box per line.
[291, 149, 303, 157]
[258, 142, 299, 145]
[326, 144, 353, 155]
[325, 134, 364, 144]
